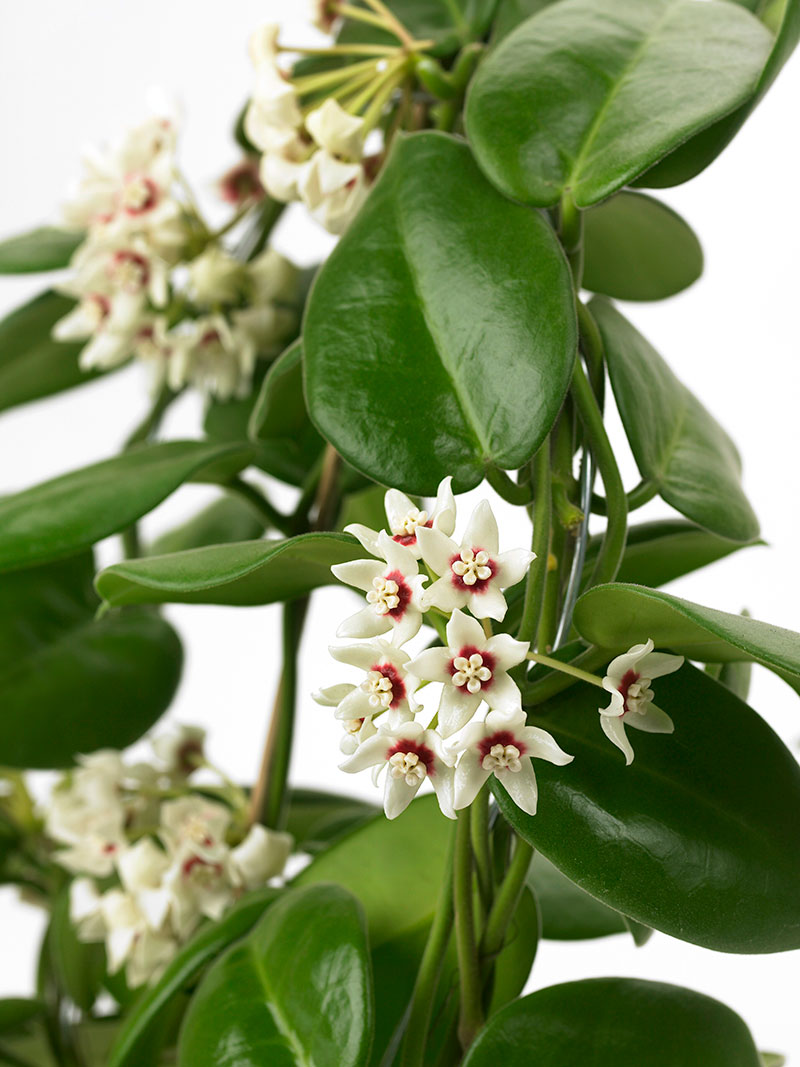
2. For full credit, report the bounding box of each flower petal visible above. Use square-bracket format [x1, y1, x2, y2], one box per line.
[438, 684, 482, 738]
[463, 499, 499, 556]
[486, 632, 530, 671]
[600, 715, 634, 765]
[498, 760, 539, 817]
[378, 531, 418, 575]
[339, 734, 390, 773]
[638, 651, 684, 680]
[391, 607, 423, 646]
[430, 764, 456, 820]
[416, 526, 458, 577]
[496, 548, 536, 589]
[312, 683, 355, 707]
[605, 639, 654, 685]
[343, 523, 382, 558]
[454, 749, 489, 810]
[331, 558, 384, 592]
[384, 488, 415, 530]
[406, 647, 453, 684]
[626, 703, 675, 735]
[521, 725, 574, 765]
[444, 609, 483, 652]
[483, 671, 523, 714]
[467, 583, 508, 621]
[384, 773, 422, 820]
[433, 476, 456, 535]
[337, 606, 392, 640]
[333, 687, 373, 721]
[422, 575, 468, 614]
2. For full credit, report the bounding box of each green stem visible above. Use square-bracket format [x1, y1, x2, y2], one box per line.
[576, 300, 605, 400]
[471, 786, 493, 910]
[517, 443, 551, 644]
[591, 478, 658, 515]
[292, 55, 386, 94]
[486, 465, 533, 505]
[559, 192, 584, 287]
[226, 476, 293, 536]
[454, 808, 483, 1050]
[399, 824, 457, 1067]
[522, 644, 610, 706]
[571, 360, 627, 587]
[480, 836, 533, 965]
[526, 650, 604, 687]
[537, 518, 563, 653]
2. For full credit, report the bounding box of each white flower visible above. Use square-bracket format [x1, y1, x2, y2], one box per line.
[230, 825, 293, 889]
[452, 708, 573, 816]
[66, 235, 170, 307]
[297, 151, 369, 234]
[346, 476, 456, 560]
[338, 715, 379, 755]
[247, 247, 299, 305]
[257, 131, 310, 202]
[245, 28, 302, 140]
[100, 888, 177, 987]
[231, 304, 295, 354]
[340, 721, 456, 820]
[188, 245, 245, 306]
[306, 99, 365, 160]
[70, 878, 105, 941]
[162, 846, 234, 940]
[53, 289, 146, 371]
[116, 838, 172, 931]
[159, 796, 231, 862]
[599, 640, 683, 765]
[167, 315, 256, 400]
[331, 532, 427, 645]
[418, 500, 535, 621]
[152, 724, 206, 777]
[328, 638, 420, 725]
[407, 610, 529, 737]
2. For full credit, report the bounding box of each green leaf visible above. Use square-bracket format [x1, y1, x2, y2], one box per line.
[0, 227, 83, 274]
[284, 789, 378, 854]
[95, 532, 362, 607]
[0, 291, 108, 416]
[464, 0, 772, 207]
[247, 341, 325, 486]
[338, 0, 498, 56]
[108, 889, 279, 1067]
[591, 298, 759, 542]
[574, 582, 800, 693]
[0, 440, 252, 574]
[148, 494, 265, 555]
[582, 192, 703, 301]
[491, 0, 558, 41]
[584, 519, 759, 589]
[638, 0, 800, 186]
[0, 1001, 42, 1036]
[336, 485, 388, 535]
[527, 852, 628, 940]
[305, 131, 576, 494]
[462, 977, 762, 1066]
[0, 553, 182, 767]
[717, 658, 754, 702]
[501, 664, 800, 952]
[46, 890, 105, 1013]
[178, 884, 373, 1067]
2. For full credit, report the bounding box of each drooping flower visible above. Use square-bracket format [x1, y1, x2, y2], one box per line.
[340, 721, 455, 820]
[331, 532, 427, 645]
[346, 476, 456, 560]
[407, 610, 529, 737]
[452, 708, 573, 816]
[151, 725, 206, 778]
[99, 888, 177, 987]
[230, 824, 293, 890]
[158, 796, 231, 862]
[599, 640, 683, 764]
[417, 500, 535, 621]
[217, 158, 264, 205]
[188, 245, 246, 306]
[167, 315, 256, 400]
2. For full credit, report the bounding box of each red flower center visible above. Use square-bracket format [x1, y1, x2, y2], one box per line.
[448, 645, 496, 690]
[449, 548, 496, 592]
[111, 249, 150, 289]
[371, 662, 406, 706]
[392, 518, 433, 547]
[478, 729, 526, 760]
[122, 175, 160, 215]
[384, 569, 412, 619]
[386, 739, 435, 776]
[182, 854, 223, 879]
[617, 669, 640, 715]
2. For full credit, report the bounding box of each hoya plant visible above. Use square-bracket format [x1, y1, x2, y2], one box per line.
[0, 0, 798, 1064]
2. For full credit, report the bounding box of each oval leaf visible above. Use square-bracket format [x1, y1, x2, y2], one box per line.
[582, 192, 703, 301]
[284, 789, 378, 854]
[462, 978, 761, 1066]
[0, 227, 83, 273]
[304, 131, 577, 494]
[574, 582, 800, 692]
[96, 533, 362, 607]
[499, 664, 800, 952]
[528, 853, 628, 941]
[178, 884, 373, 1067]
[591, 297, 759, 541]
[0, 440, 252, 573]
[148, 494, 265, 556]
[465, 0, 772, 207]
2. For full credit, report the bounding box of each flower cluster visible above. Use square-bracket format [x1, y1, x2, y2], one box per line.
[46, 726, 291, 987]
[53, 102, 300, 399]
[316, 479, 574, 820]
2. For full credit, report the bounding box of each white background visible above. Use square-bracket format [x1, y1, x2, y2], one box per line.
[1, 0, 799, 1060]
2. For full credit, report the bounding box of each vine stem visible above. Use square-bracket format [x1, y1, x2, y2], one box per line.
[526, 650, 604, 687]
[480, 837, 533, 965]
[471, 784, 493, 910]
[454, 808, 484, 1049]
[225, 476, 293, 536]
[517, 442, 552, 645]
[522, 644, 611, 706]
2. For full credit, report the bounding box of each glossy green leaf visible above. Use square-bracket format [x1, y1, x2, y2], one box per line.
[574, 582, 800, 692]
[582, 192, 703, 301]
[0, 1000, 42, 1035]
[304, 131, 577, 494]
[178, 884, 373, 1067]
[583, 519, 759, 589]
[247, 341, 325, 486]
[639, 0, 800, 186]
[527, 852, 627, 940]
[284, 789, 378, 854]
[0, 291, 107, 415]
[591, 298, 759, 542]
[500, 665, 800, 952]
[149, 494, 265, 555]
[0, 440, 252, 573]
[108, 889, 279, 1067]
[465, 0, 772, 207]
[462, 978, 761, 1066]
[0, 553, 182, 767]
[0, 227, 82, 273]
[96, 532, 362, 607]
[46, 890, 105, 1013]
[491, 0, 558, 41]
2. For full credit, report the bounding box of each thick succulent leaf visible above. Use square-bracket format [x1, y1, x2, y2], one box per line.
[491, 0, 559, 41]
[0, 227, 83, 273]
[639, 0, 800, 186]
[465, 0, 772, 207]
[462, 978, 761, 1066]
[108, 889, 279, 1067]
[500, 665, 800, 952]
[148, 495, 265, 555]
[177, 884, 373, 1067]
[591, 298, 759, 542]
[582, 192, 703, 301]
[0, 291, 107, 415]
[574, 582, 800, 692]
[304, 131, 577, 494]
[0, 441, 252, 573]
[284, 789, 378, 854]
[96, 533, 362, 607]
[0, 1000, 42, 1035]
[527, 852, 628, 940]
[0, 553, 182, 767]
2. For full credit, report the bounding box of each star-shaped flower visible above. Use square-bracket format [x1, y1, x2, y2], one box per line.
[327, 639, 419, 725]
[345, 476, 456, 560]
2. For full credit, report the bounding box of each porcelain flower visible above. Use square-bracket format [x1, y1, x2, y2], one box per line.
[346, 476, 456, 560]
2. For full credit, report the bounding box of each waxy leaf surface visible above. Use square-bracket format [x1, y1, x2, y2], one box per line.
[0, 227, 83, 273]
[178, 884, 373, 1067]
[463, 978, 761, 1066]
[304, 131, 577, 494]
[528, 853, 628, 941]
[591, 298, 759, 541]
[574, 582, 800, 692]
[465, 0, 772, 207]
[284, 788, 378, 854]
[96, 533, 362, 607]
[500, 665, 800, 952]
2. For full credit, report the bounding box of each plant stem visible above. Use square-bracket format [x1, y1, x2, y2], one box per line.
[518, 443, 552, 644]
[282, 42, 400, 56]
[486, 465, 533, 505]
[312, 443, 342, 531]
[576, 300, 605, 400]
[559, 192, 584, 287]
[571, 360, 627, 587]
[293, 56, 387, 94]
[480, 836, 533, 964]
[399, 823, 457, 1067]
[337, 2, 399, 33]
[471, 786, 493, 910]
[362, 0, 416, 46]
[591, 478, 658, 515]
[225, 476, 293, 536]
[522, 644, 610, 706]
[454, 808, 484, 1050]
[526, 650, 604, 687]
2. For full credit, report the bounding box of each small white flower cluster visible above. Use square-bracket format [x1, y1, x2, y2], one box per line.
[244, 25, 372, 235]
[53, 103, 299, 400]
[46, 726, 291, 988]
[315, 479, 574, 820]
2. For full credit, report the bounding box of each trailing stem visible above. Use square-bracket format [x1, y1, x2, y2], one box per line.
[454, 808, 484, 1049]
